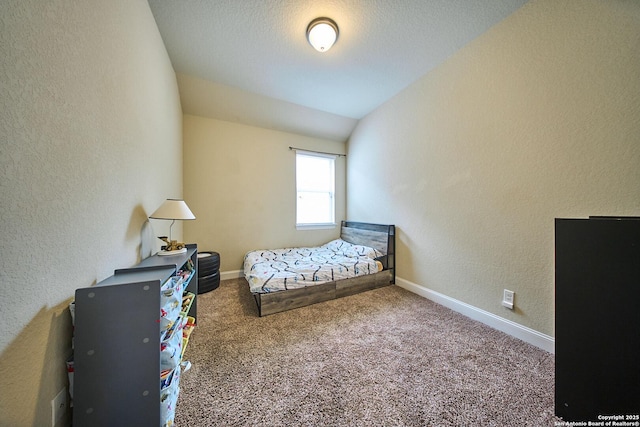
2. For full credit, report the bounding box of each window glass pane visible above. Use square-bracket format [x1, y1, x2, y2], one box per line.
[297, 192, 332, 224]
[296, 152, 335, 225]
[296, 155, 333, 191]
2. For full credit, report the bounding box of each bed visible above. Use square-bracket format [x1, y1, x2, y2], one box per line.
[244, 221, 395, 316]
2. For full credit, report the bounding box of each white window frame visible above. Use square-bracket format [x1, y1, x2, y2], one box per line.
[295, 150, 336, 230]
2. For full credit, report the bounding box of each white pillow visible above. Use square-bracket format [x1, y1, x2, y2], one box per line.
[322, 239, 382, 259]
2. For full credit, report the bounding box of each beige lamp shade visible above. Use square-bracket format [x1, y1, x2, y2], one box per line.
[149, 199, 195, 220]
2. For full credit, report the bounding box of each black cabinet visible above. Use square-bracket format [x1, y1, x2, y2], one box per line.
[555, 217, 640, 421]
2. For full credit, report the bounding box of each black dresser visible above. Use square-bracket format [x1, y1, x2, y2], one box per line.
[555, 217, 640, 421]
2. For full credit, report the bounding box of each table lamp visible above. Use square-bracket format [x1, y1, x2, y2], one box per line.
[149, 199, 196, 255]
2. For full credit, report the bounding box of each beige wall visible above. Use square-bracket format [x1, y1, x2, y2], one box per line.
[183, 114, 346, 272]
[0, 1, 183, 425]
[347, 0, 640, 337]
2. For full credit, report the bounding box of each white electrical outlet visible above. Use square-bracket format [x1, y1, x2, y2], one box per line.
[51, 387, 67, 427]
[502, 289, 515, 310]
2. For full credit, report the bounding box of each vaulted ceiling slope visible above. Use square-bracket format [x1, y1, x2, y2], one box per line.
[148, 0, 528, 141]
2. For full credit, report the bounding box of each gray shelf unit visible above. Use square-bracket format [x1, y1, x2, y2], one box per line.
[73, 244, 197, 427]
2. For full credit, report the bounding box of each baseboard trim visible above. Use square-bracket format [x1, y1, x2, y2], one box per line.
[221, 270, 243, 281]
[396, 277, 555, 354]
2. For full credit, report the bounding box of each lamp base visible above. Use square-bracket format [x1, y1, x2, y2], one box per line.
[157, 247, 188, 256]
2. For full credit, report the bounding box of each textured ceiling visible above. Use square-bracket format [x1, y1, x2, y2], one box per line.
[148, 0, 527, 140]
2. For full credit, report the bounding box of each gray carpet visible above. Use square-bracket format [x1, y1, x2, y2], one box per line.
[175, 278, 559, 426]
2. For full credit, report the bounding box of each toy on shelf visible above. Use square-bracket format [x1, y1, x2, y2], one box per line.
[158, 236, 186, 253]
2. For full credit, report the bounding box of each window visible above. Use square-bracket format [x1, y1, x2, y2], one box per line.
[296, 151, 335, 228]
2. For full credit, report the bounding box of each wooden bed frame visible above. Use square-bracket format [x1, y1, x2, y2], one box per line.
[252, 221, 395, 316]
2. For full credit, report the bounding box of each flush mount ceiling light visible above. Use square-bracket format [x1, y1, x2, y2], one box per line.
[306, 17, 339, 52]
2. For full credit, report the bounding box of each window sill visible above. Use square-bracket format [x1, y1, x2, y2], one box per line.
[296, 223, 337, 231]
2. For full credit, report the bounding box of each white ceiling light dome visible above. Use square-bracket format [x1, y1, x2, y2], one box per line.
[306, 17, 339, 52]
